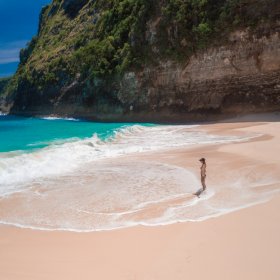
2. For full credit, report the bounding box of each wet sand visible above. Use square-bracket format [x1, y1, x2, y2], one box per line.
[1, 113, 280, 279]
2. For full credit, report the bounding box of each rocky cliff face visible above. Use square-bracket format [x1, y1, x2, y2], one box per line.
[1, 0, 280, 121]
[124, 28, 280, 120]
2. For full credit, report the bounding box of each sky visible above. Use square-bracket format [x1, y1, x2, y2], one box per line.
[0, 0, 51, 77]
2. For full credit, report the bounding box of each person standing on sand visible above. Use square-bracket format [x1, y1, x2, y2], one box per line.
[199, 158, 207, 191]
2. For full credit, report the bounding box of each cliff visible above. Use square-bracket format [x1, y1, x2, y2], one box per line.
[0, 78, 11, 112]
[1, 0, 280, 121]
[0, 78, 10, 96]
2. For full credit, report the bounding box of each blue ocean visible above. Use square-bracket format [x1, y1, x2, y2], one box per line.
[0, 114, 146, 153]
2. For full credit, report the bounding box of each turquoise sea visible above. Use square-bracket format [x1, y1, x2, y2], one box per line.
[0, 115, 147, 153]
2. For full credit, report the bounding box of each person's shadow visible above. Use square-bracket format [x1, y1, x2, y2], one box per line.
[194, 188, 204, 197]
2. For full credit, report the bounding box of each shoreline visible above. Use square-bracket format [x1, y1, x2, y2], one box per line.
[0, 117, 274, 232]
[5, 111, 280, 124]
[0, 113, 280, 279]
[1, 196, 280, 280]
[0, 193, 273, 233]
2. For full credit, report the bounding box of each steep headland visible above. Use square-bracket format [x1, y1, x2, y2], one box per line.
[1, 0, 279, 121]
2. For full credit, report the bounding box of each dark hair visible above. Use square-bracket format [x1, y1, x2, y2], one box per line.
[199, 158, 206, 163]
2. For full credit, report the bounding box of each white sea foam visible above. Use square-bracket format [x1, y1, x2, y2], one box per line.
[0, 112, 8, 116]
[0, 124, 273, 232]
[40, 116, 79, 121]
[27, 137, 80, 147]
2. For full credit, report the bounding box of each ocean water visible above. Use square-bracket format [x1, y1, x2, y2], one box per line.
[0, 115, 143, 152]
[0, 114, 277, 231]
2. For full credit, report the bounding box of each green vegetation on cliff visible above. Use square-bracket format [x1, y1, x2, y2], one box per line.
[16, 0, 279, 82]
[17, 0, 154, 86]
[158, 0, 279, 59]
[73, 0, 154, 77]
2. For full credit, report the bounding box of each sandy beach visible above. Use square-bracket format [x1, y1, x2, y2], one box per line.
[1, 113, 280, 280]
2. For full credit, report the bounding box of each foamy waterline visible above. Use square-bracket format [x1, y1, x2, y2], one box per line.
[39, 116, 79, 121]
[0, 196, 274, 233]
